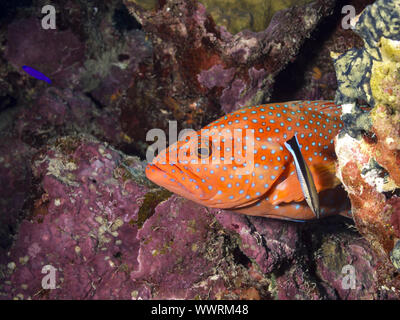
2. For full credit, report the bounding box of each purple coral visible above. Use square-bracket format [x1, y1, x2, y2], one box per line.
[5, 17, 85, 89]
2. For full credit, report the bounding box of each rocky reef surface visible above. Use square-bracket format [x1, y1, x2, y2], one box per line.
[0, 0, 398, 299]
[122, 0, 337, 155]
[333, 0, 400, 290]
[0, 135, 386, 299]
[196, 0, 316, 34]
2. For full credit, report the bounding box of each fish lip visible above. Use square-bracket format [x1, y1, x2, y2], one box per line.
[147, 162, 197, 198]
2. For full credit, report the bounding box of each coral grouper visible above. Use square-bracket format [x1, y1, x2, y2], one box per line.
[146, 100, 348, 221]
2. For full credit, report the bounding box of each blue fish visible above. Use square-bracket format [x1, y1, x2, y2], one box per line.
[22, 65, 52, 84]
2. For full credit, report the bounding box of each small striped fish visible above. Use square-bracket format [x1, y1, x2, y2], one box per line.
[146, 100, 347, 221]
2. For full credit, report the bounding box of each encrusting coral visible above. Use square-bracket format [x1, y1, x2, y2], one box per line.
[198, 0, 315, 34]
[333, 0, 400, 288]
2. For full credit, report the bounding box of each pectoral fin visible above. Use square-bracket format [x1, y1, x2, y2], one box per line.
[309, 162, 341, 191]
[267, 168, 305, 204]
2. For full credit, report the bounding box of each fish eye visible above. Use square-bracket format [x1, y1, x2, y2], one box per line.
[197, 147, 210, 158]
[195, 139, 213, 159]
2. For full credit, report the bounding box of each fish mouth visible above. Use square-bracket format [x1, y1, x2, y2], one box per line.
[145, 162, 201, 202]
[146, 162, 257, 209]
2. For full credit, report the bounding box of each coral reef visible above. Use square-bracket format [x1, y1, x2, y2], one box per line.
[1, 0, 149, 151]
[5, 17, 85, 89]
[199, 0, 315, 34]
[0, 138, 33, 264]
[0, 135, 390, 299]
[333, 0, 400, 290]
[272, 0, 374, 102]
[121, 0, 336, 153]
[1, 0, 399, 300]
[15, 87, 124, 148]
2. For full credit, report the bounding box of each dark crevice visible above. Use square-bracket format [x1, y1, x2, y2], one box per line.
[113, 3, 142, 33]
[85, 92, 105, 110]
[232, 246, 251, 268]
[0, 0, 32, 25]
[0, 95, 17, 113]
[271, 0, 374, 102]
[383, 189, 400, 200]
[244, 215, 269, 257]
[270, 3, 340, 101]
[298, 223, 337, 299]
[298, 216, 359, 299]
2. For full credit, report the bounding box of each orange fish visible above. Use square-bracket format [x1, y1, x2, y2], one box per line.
[146, 100, 348, 221]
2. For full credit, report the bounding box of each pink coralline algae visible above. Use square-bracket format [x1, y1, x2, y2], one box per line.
[15, 87, 124, 148]
[389, 197, 400, 239]
[5, 17, 85, 89]
[197, 64, 236, 91]
[1, 136, 147, 299]
[0, 135, 394, 300]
